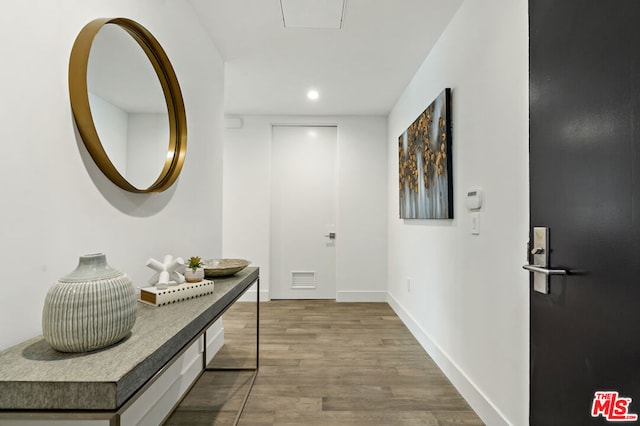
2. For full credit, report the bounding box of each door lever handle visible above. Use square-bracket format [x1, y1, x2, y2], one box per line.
[522, 264, 567, 276]
[324, 232, 336, 239]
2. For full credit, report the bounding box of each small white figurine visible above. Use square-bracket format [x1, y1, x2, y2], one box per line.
[146, 255, 185, 289]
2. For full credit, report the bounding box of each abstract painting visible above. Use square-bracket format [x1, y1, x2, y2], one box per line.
[398, 88, 453, 219]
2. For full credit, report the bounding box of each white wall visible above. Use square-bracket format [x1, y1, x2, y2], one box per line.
[387, 0, 529, 425]
[223, 116, 387, 301]
[89, 92, 128, 172]
[0, 1, 225, 350]
[127, 112, 169, 188]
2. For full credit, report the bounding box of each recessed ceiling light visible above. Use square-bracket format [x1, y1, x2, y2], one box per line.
[307, 89, 319, 101]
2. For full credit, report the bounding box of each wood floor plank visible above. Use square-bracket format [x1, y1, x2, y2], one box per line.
[165, 300, 484, 425]
[269, 410, 440, 426]
[322, 394, 473, 411]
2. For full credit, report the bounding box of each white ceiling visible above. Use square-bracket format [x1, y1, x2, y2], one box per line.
[187, 0, 463, 116]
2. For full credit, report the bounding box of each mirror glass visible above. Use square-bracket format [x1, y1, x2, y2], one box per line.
[87, 24, 169, 190]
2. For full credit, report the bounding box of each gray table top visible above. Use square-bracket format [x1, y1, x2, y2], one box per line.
[0, 267, 259, 410]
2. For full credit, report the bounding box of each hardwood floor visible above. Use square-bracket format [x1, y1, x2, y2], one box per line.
[165, 300, 483, 425]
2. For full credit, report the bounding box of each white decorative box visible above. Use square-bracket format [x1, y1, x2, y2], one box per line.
[139, 280, 215, 306]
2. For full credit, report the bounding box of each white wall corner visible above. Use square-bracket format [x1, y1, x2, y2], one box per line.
[337, 290, 387, 302]
[387, 292, 510, 426]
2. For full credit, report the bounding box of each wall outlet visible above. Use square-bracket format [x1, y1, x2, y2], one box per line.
[406, 277, 411, 292]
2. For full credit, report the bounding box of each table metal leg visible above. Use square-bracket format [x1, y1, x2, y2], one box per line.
[206, 277, 260, 426]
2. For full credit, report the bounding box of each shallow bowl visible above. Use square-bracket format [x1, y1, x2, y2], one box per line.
[203, 258, 250, 278]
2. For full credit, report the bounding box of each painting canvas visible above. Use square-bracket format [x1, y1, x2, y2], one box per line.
[399, 88, 453, 219]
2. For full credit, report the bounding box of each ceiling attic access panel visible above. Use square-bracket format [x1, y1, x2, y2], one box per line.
[280, 0, 346, 29]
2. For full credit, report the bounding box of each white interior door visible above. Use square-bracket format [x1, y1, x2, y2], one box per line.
[270, 125, 337, 299]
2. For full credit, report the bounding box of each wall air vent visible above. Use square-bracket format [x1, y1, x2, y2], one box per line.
[291, 271, 316, 289]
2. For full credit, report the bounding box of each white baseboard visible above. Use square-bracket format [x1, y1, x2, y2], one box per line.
[387, 292, 509, 426]
[205, 320, 225, 364]
[337, 290, 388, 302]
[238, 289, 270, 302]
[237, 290, 386, 302]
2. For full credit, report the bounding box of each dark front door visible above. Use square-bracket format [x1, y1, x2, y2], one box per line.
[529, 0, 640, 424]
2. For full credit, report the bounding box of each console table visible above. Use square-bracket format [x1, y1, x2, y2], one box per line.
[0, 266, 259, 425]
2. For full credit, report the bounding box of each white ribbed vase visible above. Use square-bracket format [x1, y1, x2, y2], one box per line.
[42, 253, 137, 353]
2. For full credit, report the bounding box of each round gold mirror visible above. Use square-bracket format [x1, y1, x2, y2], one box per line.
[69, 18, 187, 193]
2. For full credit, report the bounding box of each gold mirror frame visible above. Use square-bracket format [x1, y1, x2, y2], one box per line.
[69, 18, 187, 193]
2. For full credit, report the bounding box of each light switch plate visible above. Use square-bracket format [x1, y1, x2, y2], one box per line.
[471, 213, 480, 235]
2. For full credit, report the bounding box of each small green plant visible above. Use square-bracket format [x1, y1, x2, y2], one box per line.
[187, 256, 204, 272]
